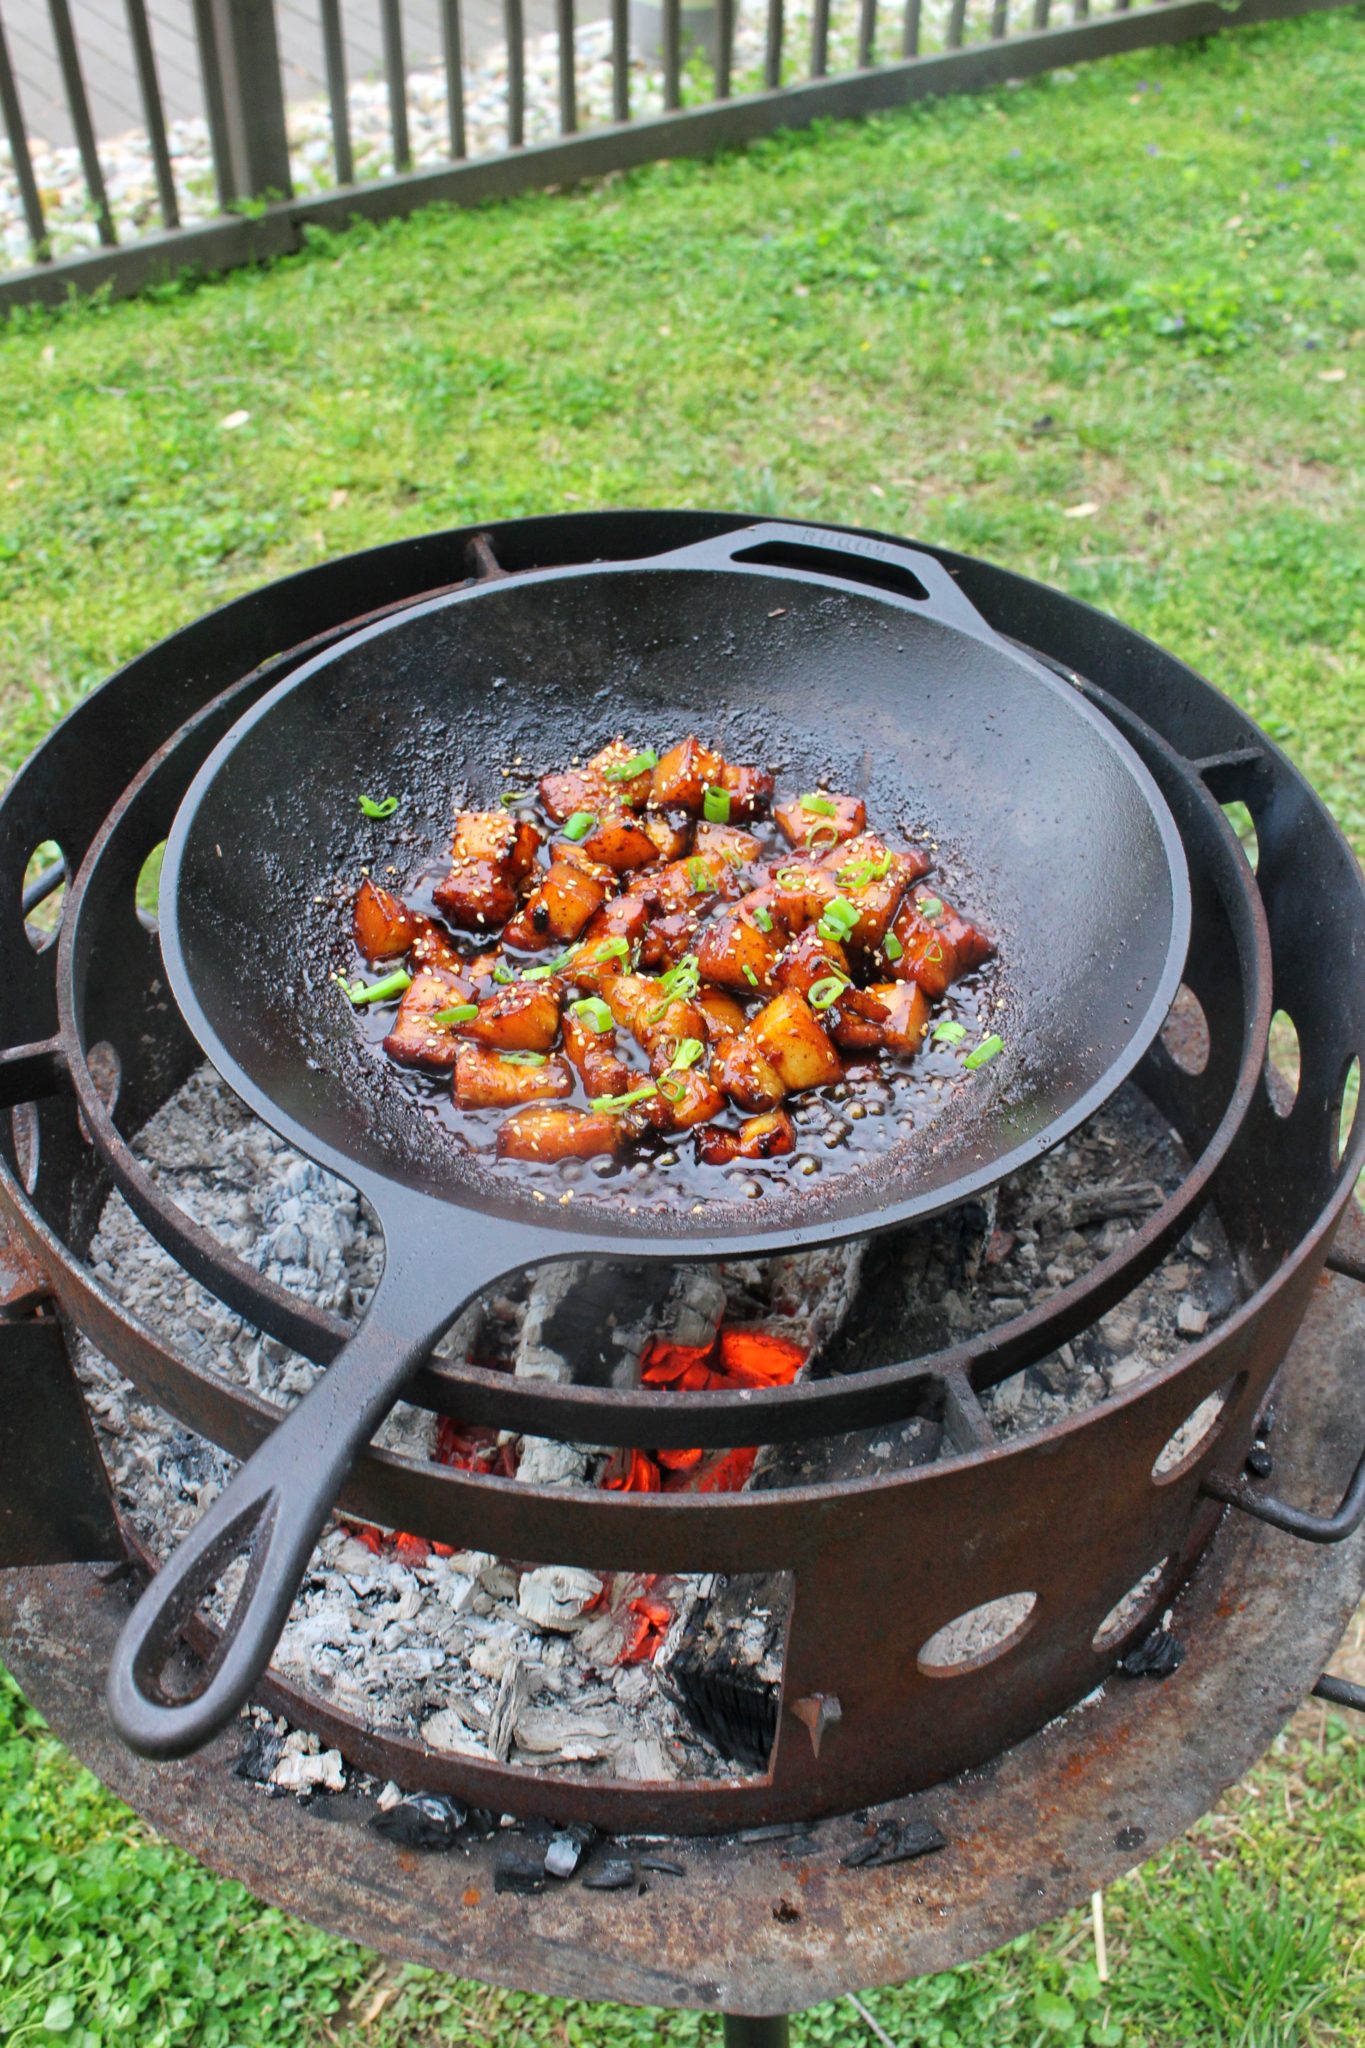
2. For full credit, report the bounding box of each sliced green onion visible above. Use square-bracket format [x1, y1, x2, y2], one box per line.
[687, 857, 714, 893]
[499, 1050, 549, 1066]
[337, 968, 411, 1005]
[521, 961, 563, 982]
[918, 895, 944, 921]
[702, 784, 731, 824]
[500, 788, 532, 806]
[924, 939, 945, 965]
[775, 866, 805, 890]
[658, 1073, 687, 1105]
[590, 1081, 659, 1112]
[933, 1018, 968, 1046]
[492, 961, 516, 985]
[742, 964, 760, 987]
[964, 1033, 1004, 1071]
[840, 854, 892, 889]
[799, 792, 837, 817]
[660, 953, 700, 998]
[563, 810, 597, 842]
[753, 906, 774, 933]
[805, 822, 841, 857]
[668, 1037, 705, 1072]
[603, 749, 659, 781]
[358, 794, 399, 819]
[646, 998, 670, 1026]
[883, 932, 904, 962]
[818, 897, 859, 943]
[807, 975, 845, 1011]
[432, 1003, 478, 1025]
[593, 936, 630, 962]
[572, 996, 614, 1032]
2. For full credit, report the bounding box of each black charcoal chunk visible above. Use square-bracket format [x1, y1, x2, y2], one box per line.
[495, 1855, 548, 1896]
[1246, 1445, 1274, 1478]
[738, 1822, 807, 1844]
[1118, 1628, 1185, 1680]
[369, 1793, 467, 1851]
[638, 1856, 685, 1876]
[583, 1859, 636, 1891]
[234, 1727, 285, 1788]
[841, 1818, 946, 1870]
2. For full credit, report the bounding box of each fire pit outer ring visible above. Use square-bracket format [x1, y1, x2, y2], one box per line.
[2, 1213, 1361, 2013]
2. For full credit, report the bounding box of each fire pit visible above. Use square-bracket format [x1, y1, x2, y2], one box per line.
[0, 511, 1361, 2028]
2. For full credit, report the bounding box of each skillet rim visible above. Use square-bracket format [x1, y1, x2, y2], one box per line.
[159, 546, 1193, 1268]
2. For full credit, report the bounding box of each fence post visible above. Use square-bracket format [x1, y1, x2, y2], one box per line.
[207, 0, 294, 203]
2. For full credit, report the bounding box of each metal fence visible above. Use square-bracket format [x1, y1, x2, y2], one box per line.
[0, 0, 1349, 312]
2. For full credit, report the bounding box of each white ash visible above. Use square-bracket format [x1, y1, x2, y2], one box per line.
[78, 1064, 863, 1783]
[76, 1063, 1238, 1786]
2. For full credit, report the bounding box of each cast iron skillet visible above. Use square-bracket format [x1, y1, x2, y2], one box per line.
[108, 521, 1191, 1758]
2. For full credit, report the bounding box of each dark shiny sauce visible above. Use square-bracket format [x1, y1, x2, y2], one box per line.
[349, 811, 1002, 1213]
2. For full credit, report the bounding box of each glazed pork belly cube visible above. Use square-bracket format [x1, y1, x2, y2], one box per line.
[643, 811, 693, 862]
[716, 759, 775, 822]
[433, 811, 542, 930]
[540, 740, 655, 820]
[746, 990, 844, 1093]
[383, 968, 475, 1070]
[648, 736, 727, 813]
[452, 810, 541, 880]
[696, 911, 782, 996]
[887, 890, 994, 998]
[501, 858, 611, 948]
[465, 980, 563, 1052]
[821, 837, 931, 953]
[774, 790, 866, 850]
[496, 1105, 626, 1162]
[562, 1009, 636, 1099]
[635, 1066, 728, 1135]
[694, 985, 749, 1041]
[408, 915, 468, 975]
[713, 1032, 787, 1112]
[580, 813, 661, 874]
[693, 820, 762, 871]
[433, 859, 519, 932]
[774, 925, 851, 998]
[768, 860, 839, 934]
[645, 855, 739, 918]
[453, 1045, 573, 1110]
[352, 877, 418, 964]
[696, 1109, 797, 1166]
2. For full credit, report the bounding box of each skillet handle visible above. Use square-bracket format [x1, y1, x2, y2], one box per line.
[106, 1271, 452, 1760]
[654, 521, 993, 639]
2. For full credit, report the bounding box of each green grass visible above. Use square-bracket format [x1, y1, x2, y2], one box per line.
[2, 1667, 1363, 2046]
[2, 9, 1364, 2041]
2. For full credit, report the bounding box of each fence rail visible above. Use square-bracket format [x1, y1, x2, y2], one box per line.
[0, 0, 1350, 313]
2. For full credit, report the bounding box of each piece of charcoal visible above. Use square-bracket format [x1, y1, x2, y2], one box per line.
[369, 1793, 466, 1851]
[462, 1807, 499, 1839]
[841, 1818, 946, 1870]
[1118, 1628, 1185, 1680]
[638, 1856, 685, 1876]
[1246, 1445, 1274, 1478]
[495, 1854, 548, 1896]
[738, 1822, 807, 1844]
[583, 1859, 635, 1890]
[234, 1727, 285, 1788]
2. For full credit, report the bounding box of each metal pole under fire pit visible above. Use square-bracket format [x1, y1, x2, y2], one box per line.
[724, 2018, 791, 2048]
